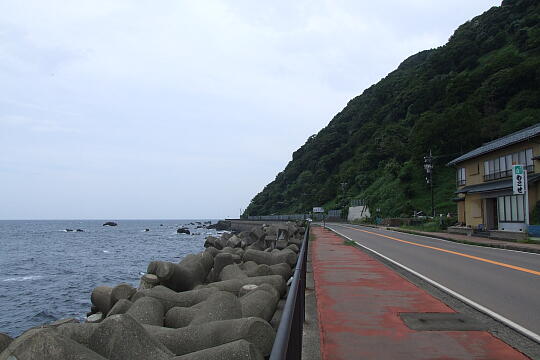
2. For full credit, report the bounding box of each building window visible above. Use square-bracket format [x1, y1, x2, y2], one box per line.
[484, 148, 534, 181]
[457, 167, 466, 185]
[497, 195, 526, 222]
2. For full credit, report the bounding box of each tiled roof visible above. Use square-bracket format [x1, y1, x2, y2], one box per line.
[447, 123, 540, 166]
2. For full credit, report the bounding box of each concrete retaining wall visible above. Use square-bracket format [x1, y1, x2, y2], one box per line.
[347, 206, 370, 221]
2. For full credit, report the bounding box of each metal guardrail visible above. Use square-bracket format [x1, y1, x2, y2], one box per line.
[327, 209, 342, 217]
[247, 214, 309, 221]
[269, 222, 310, 360]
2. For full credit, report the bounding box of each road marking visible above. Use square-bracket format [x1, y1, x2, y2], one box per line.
[325, 225, 540, 344]
[379, 227, 540, 256]
[333, 224, 540, 277]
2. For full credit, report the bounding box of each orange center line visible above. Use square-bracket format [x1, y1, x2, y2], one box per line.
[334, 224, 540, 277]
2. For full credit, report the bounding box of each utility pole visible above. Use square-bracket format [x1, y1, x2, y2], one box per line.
[424, 150, 435, 218]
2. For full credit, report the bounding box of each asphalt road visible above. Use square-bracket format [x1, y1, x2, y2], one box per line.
[324, 223, 540, 339]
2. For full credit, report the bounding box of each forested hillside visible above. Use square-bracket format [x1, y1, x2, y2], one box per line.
[244, 0, 540, 218]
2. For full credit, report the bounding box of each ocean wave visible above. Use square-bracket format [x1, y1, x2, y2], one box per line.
[2, 275, 44, 282]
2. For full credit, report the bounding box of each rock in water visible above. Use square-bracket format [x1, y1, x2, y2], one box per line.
[207, 220, 231, 231]
[102, 222, 117, 226]
[177, 227, 191, 234]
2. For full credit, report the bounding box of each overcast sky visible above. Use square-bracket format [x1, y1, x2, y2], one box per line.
[0, 0, 501, 220]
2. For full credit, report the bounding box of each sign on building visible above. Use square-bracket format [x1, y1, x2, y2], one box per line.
[313, 207, 325, 213]
[512, 165, 528, 195]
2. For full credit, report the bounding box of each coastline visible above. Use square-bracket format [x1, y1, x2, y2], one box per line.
[0, 220, 306, 359]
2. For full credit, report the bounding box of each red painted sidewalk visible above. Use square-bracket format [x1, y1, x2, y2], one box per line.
[311, 227, 528, 360]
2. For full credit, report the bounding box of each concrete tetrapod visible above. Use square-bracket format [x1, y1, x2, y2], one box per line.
[288, 237, 303, 247]
[153, 252, 214, 292]
[88, 314, 173, 360]
[204, 236, 226, 250]
[47, 318, 79, 327]
[244, 263, 273, 277]
[0, 328, 106, 360]
[226, 235, 242, 248]
[138, 273, 160, 290]
[0, 333, 12, 354]
[238, 284, 259, 297]
[172, 339, 264, 360]
[90, 286, 114, 315]
[242, 261, 259, 274]
[142, 285, 219, 311]
[207, 253, 234, 282]
[214, 248, 243, 263]
[126, 296, 165, 326]
[213, 253, 234, 274]
[144, 317, 275, 356]
[243, 249, 297, 267]
[106, 299, 133, 317]
[164, 306, 197, 328]
[189, 291, 242, 325]
[239, 287, 279, 322]
[240, 283, 279, 300]
[276, 239, 288, 250]
[286, 244, 299, 253]
[269, 263, 292, 281]
[205, 275, 286, 297]
[86, 313, 104, 323]
[165, 291, 242, 328]
[219, 263, 248, 281]
[56, 323, 99, 346]
[272, 248, 298, 267]
[111, 283, 136, 303]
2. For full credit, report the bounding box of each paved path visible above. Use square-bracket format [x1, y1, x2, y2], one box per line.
[312, 226, 530, 360]
[324, 223, 540, 339]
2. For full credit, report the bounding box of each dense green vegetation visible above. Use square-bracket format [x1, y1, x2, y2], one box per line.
[245, 0, 540, 218]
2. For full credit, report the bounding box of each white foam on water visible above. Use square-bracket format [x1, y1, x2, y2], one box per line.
[2, 275, 44, 282]
[102, 250, 110, 253]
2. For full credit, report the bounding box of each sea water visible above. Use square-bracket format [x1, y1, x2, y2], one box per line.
[0, 219, 219, 337]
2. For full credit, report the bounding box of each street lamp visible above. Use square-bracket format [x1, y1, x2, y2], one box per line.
[424, 150, 435, 218]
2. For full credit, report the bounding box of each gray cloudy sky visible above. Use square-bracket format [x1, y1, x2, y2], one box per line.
[1, 0, 500, 220]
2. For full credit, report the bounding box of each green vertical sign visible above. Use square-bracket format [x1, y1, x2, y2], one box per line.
[512, 164, 525, 195]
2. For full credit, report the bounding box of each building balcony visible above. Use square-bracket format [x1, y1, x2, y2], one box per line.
[483, 165, 534, 182]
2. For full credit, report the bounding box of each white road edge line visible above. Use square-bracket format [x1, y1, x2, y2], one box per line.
[325, 225, 540, 345]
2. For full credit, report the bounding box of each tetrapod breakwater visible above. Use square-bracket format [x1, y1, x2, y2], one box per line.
[0, 221, 306, 360]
